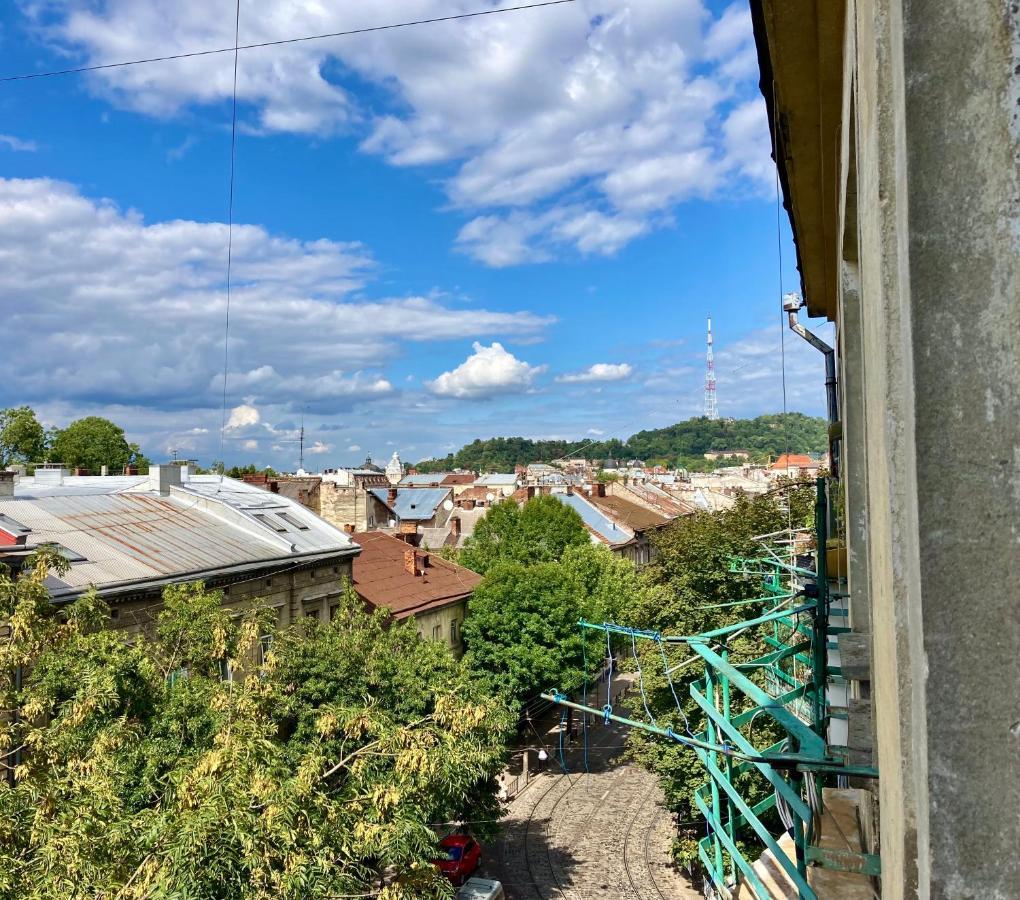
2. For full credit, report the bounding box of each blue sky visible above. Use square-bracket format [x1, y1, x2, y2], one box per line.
[0, 0, 830, 469]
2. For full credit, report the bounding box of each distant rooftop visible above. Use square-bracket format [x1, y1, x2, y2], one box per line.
[351, 530, 480, 620]
[369, 487, 451, 521]
[550, 492, 633, 547]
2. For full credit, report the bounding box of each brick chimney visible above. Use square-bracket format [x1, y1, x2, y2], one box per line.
[404, 548, 430, 576]
[593, 482, 606, 498]
[450, 516, 461, 537]
[123, 465, 138, 476]
[387, 486, 398, 506]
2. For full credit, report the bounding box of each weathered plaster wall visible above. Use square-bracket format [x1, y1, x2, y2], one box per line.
[851, 0, 1020, 895]
[409, 598, 467, 658]
[107, 560, 354, 636]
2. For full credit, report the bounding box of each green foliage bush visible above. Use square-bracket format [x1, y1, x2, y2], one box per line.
[0, 556, 511, 899]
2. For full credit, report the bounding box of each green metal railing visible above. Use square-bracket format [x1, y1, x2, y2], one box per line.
[544, 478, 879, 899]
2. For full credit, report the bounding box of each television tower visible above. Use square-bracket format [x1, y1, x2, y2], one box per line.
[704, 316, 718, 420]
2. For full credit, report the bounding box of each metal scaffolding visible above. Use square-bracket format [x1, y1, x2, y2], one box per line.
[544, 478, 879, 898]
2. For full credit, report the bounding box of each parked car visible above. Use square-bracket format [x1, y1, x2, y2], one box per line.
[434, 834, 482, 885]
[457, 877, 505, 900]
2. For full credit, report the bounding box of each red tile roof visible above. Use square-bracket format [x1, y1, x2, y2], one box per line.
[351, 531, 481, 620]
[770, 453, 817, 470]
[441, 473, 476, 486]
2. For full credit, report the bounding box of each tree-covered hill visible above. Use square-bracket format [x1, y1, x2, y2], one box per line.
[416, 413, 827, 472]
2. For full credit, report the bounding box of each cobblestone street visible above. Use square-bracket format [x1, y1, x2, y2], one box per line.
[481, 710, 703, 900]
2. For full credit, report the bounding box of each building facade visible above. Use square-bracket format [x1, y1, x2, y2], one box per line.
[753, 1, 1020, 894]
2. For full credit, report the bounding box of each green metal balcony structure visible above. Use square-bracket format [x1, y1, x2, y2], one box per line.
[544, 478, 879, 898]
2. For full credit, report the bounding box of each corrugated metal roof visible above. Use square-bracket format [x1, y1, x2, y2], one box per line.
[4, 474, 357, 598]
[551, 492, 633, 546]
[0, 492, 285, 593]
[369, 487, 451, 521]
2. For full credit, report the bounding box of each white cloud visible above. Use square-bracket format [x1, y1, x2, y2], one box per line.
[0, 134, 38, 152]
[242, 439, 259, 451]
[558, 362, 633, 383]
[428, 342, 545, 399]
[0, 177, 551, 414]
[307, 440, 331, 455]
[31, 0, 769, 262]
[722, 99, 775, 193]
[347, 444, 362, 452]
[587, 428, 605, 435]
[226, 403, 260, 429]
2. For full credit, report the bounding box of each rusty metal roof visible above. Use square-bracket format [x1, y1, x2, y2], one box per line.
[3, 473, 357, 599]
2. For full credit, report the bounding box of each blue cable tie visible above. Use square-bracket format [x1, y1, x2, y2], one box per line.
[602, 703, 613, 724]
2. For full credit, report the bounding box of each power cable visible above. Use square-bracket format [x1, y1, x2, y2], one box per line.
[219, 0, 241, 466]
[0, 1, 578, 84]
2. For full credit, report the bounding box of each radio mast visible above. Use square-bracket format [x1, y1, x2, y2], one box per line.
[705, 316, 719, 420]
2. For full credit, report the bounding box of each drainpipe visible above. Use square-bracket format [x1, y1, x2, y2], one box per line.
[783, 293, 839, 478]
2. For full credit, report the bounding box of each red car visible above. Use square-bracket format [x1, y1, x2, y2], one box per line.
[434, 834, 482, 885]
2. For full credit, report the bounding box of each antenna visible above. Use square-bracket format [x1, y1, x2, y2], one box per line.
[705, 316, 719, 420]
[298, 410, 305, 473]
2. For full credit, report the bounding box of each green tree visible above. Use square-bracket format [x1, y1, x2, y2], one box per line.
[459, 495, 590, 575]
[0, 406, 46, 466]
[48, 416, 146, 473]
[462, 543, 643, 708]
[0, 561, 510, 899]
[462, 561, 584, 706]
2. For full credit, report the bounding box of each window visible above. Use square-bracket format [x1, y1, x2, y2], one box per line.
[257, 635, 274, 667]
[265, 577, 273, 588]
[254, 513, 287, 533]
[276, 511, 309, 531]
[305, 607, 320, 621]
[432, 623, 442, 641]
[450, 619, 459, 643]
[218, 658, 234, 683]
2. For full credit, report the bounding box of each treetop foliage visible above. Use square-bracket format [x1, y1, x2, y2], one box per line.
[458, 495, 646, 708]
[0, 560, 511, 899]
[414, 413, 827, 472]
[0, 406, 149, 474]
[458, 494, 591, 576]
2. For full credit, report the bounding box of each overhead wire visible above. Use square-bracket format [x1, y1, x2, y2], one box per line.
[219, 0, 241, 467]
[0, 1, 578, 84]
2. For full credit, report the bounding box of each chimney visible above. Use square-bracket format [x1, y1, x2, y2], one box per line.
[387, 486, 398, 506]
[464, 499, 475, 511]
[404, 548, 430, 576]
[566, 486, 573, 495]
[123, 465, 138, 476]
[0, 471, 14, 499]
[100, 465, 109, 477]
[593, 482, 606, 498]
[450, 516, 461, 537]
[148, 464, 182, 496]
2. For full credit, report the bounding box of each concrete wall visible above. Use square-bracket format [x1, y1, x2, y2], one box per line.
[845, 0, 1020, 895]
[409, 598, 467, 658]
[106, 559, 355, 636]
